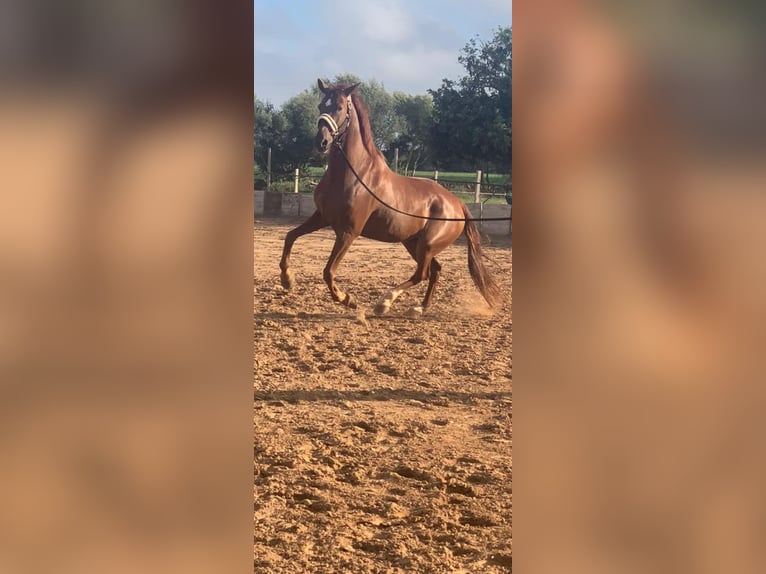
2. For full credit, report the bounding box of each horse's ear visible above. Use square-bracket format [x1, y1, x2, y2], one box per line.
[343, 83, 361, 96]
[317, 78, 330, 93]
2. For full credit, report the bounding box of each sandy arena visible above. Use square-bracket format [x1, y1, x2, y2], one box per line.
[254, 218, 512, 573]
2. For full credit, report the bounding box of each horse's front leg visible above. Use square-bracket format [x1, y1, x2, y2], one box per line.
[323, 231, 358, 309]
[279, 210, 327, 289]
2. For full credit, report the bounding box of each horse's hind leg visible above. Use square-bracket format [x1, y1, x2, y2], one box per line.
[374, 239, 432, 316]
[419, 259, 442, 312]
[280, 210, 327, 289]
[324, 231, 358, 309]
[398, 239, 442, 315]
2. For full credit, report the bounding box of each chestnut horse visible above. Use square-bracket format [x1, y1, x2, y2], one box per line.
[279, 79, 501, 316]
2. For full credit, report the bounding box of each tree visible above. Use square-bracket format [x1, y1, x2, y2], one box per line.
[255, 76, 407, 177]
[253, 95, 280, 175]
[430, 26, 512, 175]
[277, 90, 319, 173]
[332, 74, 402, 151]
[390, 92, 434, 173]
[253, 91, 319, 176]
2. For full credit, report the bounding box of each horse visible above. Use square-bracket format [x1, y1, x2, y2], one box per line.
[278, 78, 501, 316]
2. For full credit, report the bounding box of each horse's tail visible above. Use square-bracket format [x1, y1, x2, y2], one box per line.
[462, 204, 502, 311]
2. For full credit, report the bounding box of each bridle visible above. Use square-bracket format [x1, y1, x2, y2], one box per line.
[317, 95, 353, 146]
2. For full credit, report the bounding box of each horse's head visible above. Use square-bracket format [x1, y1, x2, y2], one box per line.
[315, 78, 360, 153]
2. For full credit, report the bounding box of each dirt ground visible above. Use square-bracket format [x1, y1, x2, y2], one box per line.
[254, 218, 512, 573]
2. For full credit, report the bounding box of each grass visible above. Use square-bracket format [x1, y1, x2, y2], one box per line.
[455, 193, 508, 205]
[412, 170, 510, 185]
[269, 180, 315, 194]
[303, 166, 509, 184]
[259, 165, 511, 205]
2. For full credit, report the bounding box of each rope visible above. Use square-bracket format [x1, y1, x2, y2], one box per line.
[335, 143, 512, 223]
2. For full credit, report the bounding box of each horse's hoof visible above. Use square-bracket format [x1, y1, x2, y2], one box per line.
[342, 293, 357, 309]
[280, 271, 295, 290]
[373, 301, 391, 316]
[405, 306, 424, 318]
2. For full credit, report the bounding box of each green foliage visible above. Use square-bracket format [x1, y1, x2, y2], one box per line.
[430, 26, 512, 175]
[332, 74, 402, 150]
[279, 91, 319, 172]
[254, 91, 321, 175]
[254, 26, 512, 180]
[388, 92, 434, 173]
[253, 96, 280, 173]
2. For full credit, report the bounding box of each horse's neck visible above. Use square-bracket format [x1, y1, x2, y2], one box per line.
[329, 110, 384, 177]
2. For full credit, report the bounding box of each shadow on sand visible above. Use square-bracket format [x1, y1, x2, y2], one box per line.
[254, 387, 511, 405]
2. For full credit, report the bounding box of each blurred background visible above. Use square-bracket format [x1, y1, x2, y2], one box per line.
[515, 0, 766, 572]
[2, 0, 766, 572]
[0, 1, 253, 573]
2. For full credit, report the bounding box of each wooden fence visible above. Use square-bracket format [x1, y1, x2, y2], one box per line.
[259, 147, 511, 203]
[262, 167, 511, 203]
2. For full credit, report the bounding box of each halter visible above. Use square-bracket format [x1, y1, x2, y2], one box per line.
[317, 96, 353, 146]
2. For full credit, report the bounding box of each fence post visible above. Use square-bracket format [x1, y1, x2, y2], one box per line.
[474, 170, 482, 203]
[434, 169, 439, 182]
[266, 147, 272, 191]
[294, 169, 300, 193]
[393, 148, 399, 174]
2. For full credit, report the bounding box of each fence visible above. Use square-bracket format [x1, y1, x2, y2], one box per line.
[429, 169, 512, 204]
[256, 168, 319, 195]
[257, 147, 511, 204]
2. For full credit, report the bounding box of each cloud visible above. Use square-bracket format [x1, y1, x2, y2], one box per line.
[379, 47, 462, 86]
[477, 0, 513, 14]
[319, 0, 464, 91]
[255, 0, 509, 105]
[350, 0, 416, 45]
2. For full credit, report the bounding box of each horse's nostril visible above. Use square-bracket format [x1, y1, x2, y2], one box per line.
[321, 139, 328, 148]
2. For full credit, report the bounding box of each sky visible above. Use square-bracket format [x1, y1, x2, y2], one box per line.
[254, 0, 512, 106]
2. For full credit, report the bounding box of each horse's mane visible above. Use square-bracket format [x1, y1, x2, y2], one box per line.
[335, 85, 385, 162]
